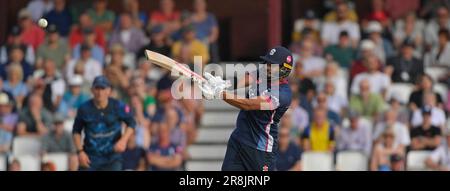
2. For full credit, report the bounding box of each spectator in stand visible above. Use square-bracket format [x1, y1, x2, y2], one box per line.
[191, 0, 220, 63]
[3, 64, 29, 109]
[172, 25, 209, 66]
[351, 54, 390, 96]
[301, 108, 336, 152]
[17, 9, 45, 50]
[373, 110, 410, 148]
[26, 0, 54, 22]
[424, 6, 450, 48]
[298, 78, 316, 119]
[129, 94, 151, 149]
[39, 59, 66, 112]
[72, 27, 105, 64]
[0, 26, 35, 65]
[291, 10, 321, 52]
[109, 13, 149, 54]
[0, 93, 18, 154]
[314, 92, 341, 127]
[0, 46, 34, 85]
[123, 0, 148, 29]
[393, 12, 424, 57]
[387, 97, 409, 124]
[321, 1, 360, 48]
[323, 0, 358, 22]
[386, 38, 423, 84]
[36, 24, 70, 70]
[104, 44, 132, 99]
[350, 40, 381, 80]
[149, 0, 181, 36]
[409, 74, 445, 111]
[60, 75, 90, 118]
[410, 93, 447, 128]
[317, 62, 348, 100]
[298, 39, 326, 80]
[426, 132, 450, 171]
[290, 94, 309, 135]
[43, 0, 72, 37]
[41, 114, 78, 170]
[410, 106, 442, 151]
[276, 127, 302, 171]
[324, 31, 356, 69]
[370, 128, 404, 171]
[385, 0, 420, 20]
[137, 25, 172, 60]
[363, 0, 393, 40]
[337, 111, 372, 156]
[424, 29, 450, 67]
[16, 93, 53, 136]
[147, 126, 183, 171]
[88, 0, 115, 34]
[69, 13, 106, 50]
[122, 131, 147, 171]
[365, 21, 395, 64]
[66, 44, 103, 84]
[322, 80, 348, 116]
[349, 79, 385, 120]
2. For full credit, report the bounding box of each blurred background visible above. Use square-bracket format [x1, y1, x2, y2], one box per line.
[0, 0, 449, 171]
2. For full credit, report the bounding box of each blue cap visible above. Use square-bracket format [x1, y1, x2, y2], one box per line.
[260, 46, 293, 66]
[92, 76, 111, 88]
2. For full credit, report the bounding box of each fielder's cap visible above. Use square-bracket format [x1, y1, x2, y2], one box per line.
[18, 9, 32, 19]
[304, 10, 316, 20]
[69, 75, 84, 86]
[367, 21, 383, 33]
[10, 26, 22, 37]
[53, 113, 65, 124]
[0, 93, 11, 105]
[92, 76, 111, 88]
[46, 24, 59, 34]
[260, 46, 293, 67]
[421, 106, 432, 115]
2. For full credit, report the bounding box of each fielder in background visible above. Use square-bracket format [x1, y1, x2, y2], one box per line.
[72, 76, 136, 171]
[200, 46, 293, 171]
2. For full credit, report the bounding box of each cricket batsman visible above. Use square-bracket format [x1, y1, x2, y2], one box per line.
[200, 46, 293, 171]
[72, 76, 136, 171]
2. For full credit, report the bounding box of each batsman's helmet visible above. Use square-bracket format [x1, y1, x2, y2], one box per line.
[260, 46, 293, 79]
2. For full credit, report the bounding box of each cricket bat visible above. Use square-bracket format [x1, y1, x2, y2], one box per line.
[145, 50, 206, 83]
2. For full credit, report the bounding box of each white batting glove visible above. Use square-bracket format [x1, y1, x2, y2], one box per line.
[204, 72, 231, 98]
[198, 82, 215, 100]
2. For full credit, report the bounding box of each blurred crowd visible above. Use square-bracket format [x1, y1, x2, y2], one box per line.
[278, 0, 450, 171]
[0, 0, 217, 171]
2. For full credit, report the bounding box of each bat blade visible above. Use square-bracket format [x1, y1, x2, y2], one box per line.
[145, 50, 206, 83]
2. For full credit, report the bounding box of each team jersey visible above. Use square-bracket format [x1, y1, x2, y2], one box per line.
[231, 76, 292, 152]
[73, 98, 136, 156]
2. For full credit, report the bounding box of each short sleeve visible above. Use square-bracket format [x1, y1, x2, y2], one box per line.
[72, 106, 86, 134]
[118, 101, 136, 129]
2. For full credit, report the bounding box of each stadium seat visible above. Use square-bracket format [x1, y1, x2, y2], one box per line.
[0, 154, 6, 171]
[406, 151, 432, 171]
[64, 119, 74, 133]
[13, 155, 41, 171]
[12, 137, 42, 156]
[387, 83, 414, 104]
[336, 151, 368, 171]
[42, 153, 69, 171]
[188, 145, 227, 160]
[301, 152, 334, 171]
[186, 161, 222, 171]
[425, 67, 447, 82]
[434, 83, 448, 101]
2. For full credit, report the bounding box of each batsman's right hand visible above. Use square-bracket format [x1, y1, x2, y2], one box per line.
[78, 151, 91, 168]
